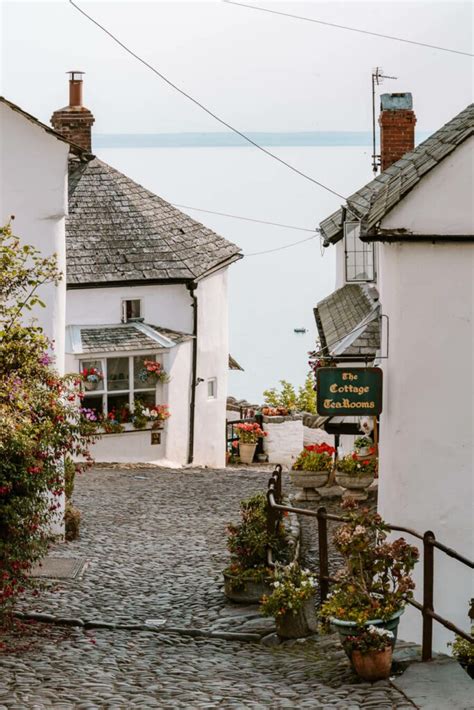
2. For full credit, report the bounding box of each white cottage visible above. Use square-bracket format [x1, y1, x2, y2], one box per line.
[319, 94, 473, 652]
[50, 74, 242, 468]
[0, 96, 76, 535]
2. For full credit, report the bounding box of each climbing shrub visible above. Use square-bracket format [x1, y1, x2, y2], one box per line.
[0, 223, 96, 617]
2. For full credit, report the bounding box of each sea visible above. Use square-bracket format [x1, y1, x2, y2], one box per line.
[95, 132, 376, 403]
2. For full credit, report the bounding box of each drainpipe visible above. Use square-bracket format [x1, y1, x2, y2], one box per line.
[187, 282, 198, 464]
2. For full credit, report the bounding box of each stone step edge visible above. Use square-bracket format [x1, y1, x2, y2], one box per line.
[12, 611, 261, 643]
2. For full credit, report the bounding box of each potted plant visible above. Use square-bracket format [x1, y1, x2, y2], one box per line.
[260, 563, 318, 638]
[101, 411, 125, 434]
[290, 443, 335, 501]
[235, 422, 267, 464]
[137, 360, 169, 385]
[81, 367, 103, 391]
[148, 404, 171, 430]
[320, 502, 419, 649]
[223, 492, 288, 603]
[335, 453, 377, 500]
[448, 635, 474, 678]
[343, 625, 395, 681]
[353, 436, 375, 458]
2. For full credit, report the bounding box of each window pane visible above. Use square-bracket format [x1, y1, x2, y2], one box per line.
[208, 378, 217, 399]
[82, 394, 104, 419]
[125, 300, 141, 321]
[107, 357, 129, 391]
[134, 391, 156, 409]
[107, 393, 130, 418]
[80, 359, 104, 391]
[134, 355, 157, 389]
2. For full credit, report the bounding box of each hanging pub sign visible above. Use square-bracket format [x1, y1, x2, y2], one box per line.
[316, 367, 383, 416]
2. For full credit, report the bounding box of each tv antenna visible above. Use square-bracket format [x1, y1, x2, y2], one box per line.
[371, 67, 397, 175]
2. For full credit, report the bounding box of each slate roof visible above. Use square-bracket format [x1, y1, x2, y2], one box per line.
[320, 103, 474, 244]
[314, 284, 380, 357]
[66, 157, 242, 286]
[65, 322, 192, 354]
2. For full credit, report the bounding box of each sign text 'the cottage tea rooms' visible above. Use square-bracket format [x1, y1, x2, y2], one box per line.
[316, 367, 383, 416]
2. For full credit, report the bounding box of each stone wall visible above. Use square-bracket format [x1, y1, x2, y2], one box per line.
[262, 415, 303, 468]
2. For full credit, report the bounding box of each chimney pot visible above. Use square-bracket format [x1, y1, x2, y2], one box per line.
[51, 71, 95, 152]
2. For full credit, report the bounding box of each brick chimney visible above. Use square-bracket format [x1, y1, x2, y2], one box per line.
[379, 93, 416, 171]
[51, 71, 95, 151]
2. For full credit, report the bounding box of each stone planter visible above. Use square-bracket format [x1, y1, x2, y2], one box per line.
[239, 442, 257, 465]
[275, 595, 318, 639]
[290, 470, 329, 501]
[223, 570, 272, 604]
[351, 646, 393, 681]
[335, 472, 375, 501]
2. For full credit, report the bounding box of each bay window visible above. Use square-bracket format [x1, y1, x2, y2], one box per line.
[80, 354, 159, 417]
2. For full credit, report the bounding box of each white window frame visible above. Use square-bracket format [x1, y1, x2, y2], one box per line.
[344, 221, 376, 283]
[80, 352, 160, 416]
[207, 378, 217, 399]
[121, 298, 143, 323]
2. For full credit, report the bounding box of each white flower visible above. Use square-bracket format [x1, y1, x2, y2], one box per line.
[273, 581, 281, 588]
[354, 525, 366, 535]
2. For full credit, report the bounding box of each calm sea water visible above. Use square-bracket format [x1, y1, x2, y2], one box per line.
[97, 135, 374, 402]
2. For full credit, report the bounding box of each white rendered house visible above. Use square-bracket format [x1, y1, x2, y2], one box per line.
[0, 96, 76, 536]
[319, 96, 474, 652]
[51, 74, 242, 468]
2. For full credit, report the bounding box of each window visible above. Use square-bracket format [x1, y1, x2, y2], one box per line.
[207, 378, 217, 399]
[121, 299, 142, 323]
[344, 221, 375, 282]
[80, 354, 158, 417]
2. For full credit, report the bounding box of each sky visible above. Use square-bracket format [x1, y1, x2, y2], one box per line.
[1, 0, 472, 135]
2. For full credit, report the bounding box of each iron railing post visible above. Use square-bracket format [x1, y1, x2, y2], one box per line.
[422, 530, 435, 661]
[317, 507, 329, 603]
[275, 465, 282, 504]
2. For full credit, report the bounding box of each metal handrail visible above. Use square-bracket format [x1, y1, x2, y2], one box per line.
[266, 465, 474, 661]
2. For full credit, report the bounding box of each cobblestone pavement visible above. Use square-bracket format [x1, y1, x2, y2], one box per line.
[1, 467, 417, 709]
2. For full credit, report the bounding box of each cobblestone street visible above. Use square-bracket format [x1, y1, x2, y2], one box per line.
[1, 467, 418, 709]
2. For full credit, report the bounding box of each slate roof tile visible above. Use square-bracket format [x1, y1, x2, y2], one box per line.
[66, 158, 242, 285]
[320, 103, 474, 243]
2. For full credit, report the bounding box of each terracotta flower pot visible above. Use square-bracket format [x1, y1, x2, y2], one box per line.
[351, 646, 393, 681]
[239, 442, 257, 464]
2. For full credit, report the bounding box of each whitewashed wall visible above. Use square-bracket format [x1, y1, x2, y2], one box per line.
[377, 138, 474, 652]
[67, 283, 193, 333]
[163, 340, 192, 466]
[0, 102, 69, 374]
[263, 416, 304, 467]
[193, 269, 229, 468]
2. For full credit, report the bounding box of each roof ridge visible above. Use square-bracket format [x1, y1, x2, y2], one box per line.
[322, 102, 474, 244]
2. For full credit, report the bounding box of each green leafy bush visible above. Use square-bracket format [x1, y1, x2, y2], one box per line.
[0, 224, 97, 617]
[337, 454, 377, 476]
[260, 563, 318, 619]
[263, 373, 316, 414]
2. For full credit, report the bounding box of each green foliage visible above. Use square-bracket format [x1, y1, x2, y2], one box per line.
[263, 380, 297, 410]
[448, 635, 474, 663]
[337, 454, 377, 476]
[354, 437, 373, 449]
[263, 373, 316, 413]
[0, 223, 97, 616]
[64, 457, 76, 502]
[260, 563, 318, 619]
[343, 625, 394, 653]
[297, 373, 317, 414]
[224, 493, 289, 581]
[320, 503, 419, 625]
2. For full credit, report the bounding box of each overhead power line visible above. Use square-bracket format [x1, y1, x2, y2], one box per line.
[223, 1, 474, 58]
[171, 203, 317, 232]
[245, 234, 318, 256]
[68, 0, 353, 203]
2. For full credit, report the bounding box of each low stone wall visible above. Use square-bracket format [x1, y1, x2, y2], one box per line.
[262, 415, 303, 468]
